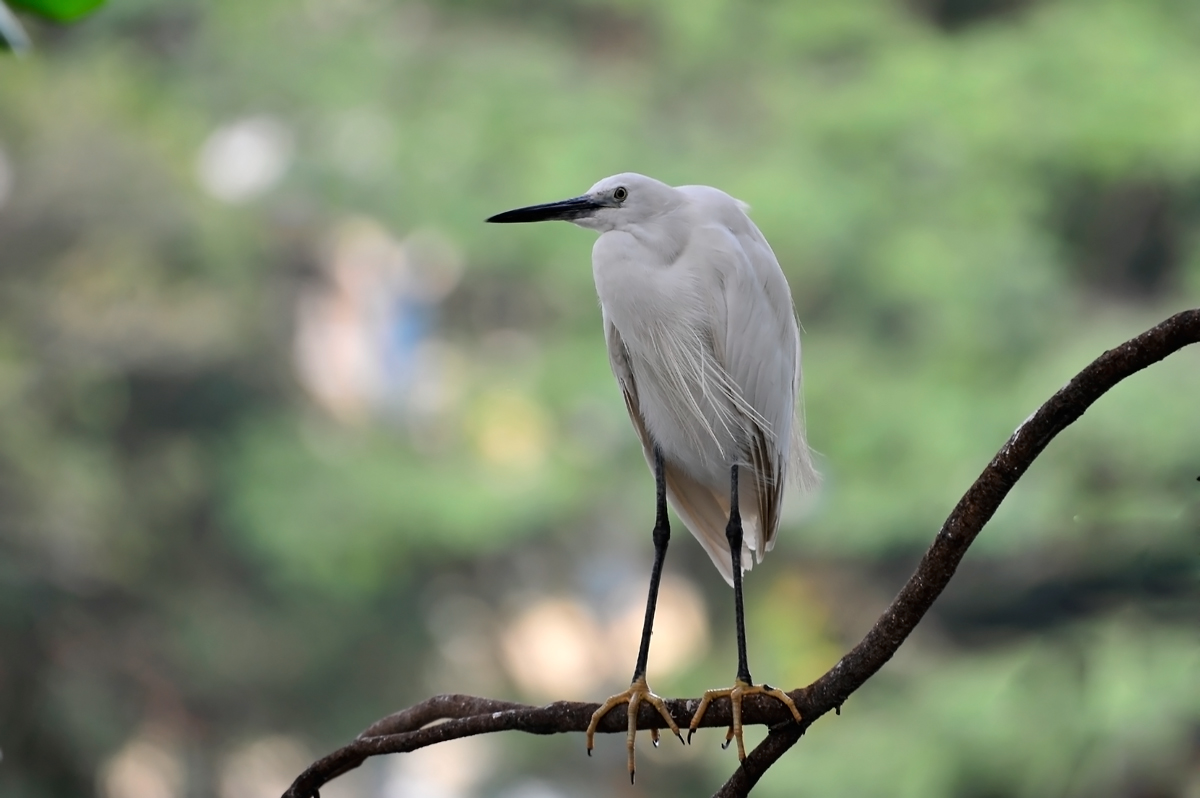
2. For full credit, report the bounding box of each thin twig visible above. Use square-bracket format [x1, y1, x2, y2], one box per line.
[283, 309, 1200, 798]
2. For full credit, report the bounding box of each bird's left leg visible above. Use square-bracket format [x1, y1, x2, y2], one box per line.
[585, 445, 682, 782]
[687, 464, 802, 759]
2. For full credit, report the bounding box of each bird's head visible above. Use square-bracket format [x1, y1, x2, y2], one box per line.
[486, 173, 681, 233]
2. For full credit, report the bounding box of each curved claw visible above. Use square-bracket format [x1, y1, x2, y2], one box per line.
[686, 690, 717, 745]
[687, 679, 802, 760]
[585, 675, 682, 781]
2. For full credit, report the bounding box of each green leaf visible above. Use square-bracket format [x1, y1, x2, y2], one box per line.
[9, 0, 105, 23]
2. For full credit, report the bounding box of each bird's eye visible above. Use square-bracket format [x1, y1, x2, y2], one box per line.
[613, 186, 628, 202]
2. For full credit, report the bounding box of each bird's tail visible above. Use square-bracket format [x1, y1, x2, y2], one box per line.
[790, 424, 821, 493]
[789, 370, 821, 493]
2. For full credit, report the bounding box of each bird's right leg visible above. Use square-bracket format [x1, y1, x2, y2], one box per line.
[586, 445, 682, 782]
[687, 465, 802, 759]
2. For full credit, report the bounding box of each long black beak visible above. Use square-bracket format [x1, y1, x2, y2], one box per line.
[486, 195, 601, 224]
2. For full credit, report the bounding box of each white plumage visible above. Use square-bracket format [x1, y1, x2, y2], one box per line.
[577, 173, 817, 585]
[487, 173, 815, 771]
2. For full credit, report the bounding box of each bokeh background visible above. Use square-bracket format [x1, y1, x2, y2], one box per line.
[2, 0, 1199, 796]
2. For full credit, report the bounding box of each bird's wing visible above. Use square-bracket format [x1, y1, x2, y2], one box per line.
[691, 215, 808, 560]
[605, 314, 745, 586]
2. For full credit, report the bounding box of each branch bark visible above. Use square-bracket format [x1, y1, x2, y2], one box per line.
[283, 308, 1200, 798]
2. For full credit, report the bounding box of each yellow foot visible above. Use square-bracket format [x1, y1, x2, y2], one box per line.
[586, 674, 683, 783]
[687, 678, 802, 760]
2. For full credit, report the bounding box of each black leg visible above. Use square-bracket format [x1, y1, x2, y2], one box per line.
[687, 469, 803, 755]
[726, 464, 753, 685]
[632, 445, 670, 680]
[585, 445, 683, 775]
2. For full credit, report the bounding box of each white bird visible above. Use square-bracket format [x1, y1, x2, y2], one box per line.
[487, 172, 817, 778]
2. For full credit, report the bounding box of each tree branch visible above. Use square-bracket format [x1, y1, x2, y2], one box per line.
[283, 309, 1200, 798]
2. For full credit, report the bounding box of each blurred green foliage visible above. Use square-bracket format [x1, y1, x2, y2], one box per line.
[0, 0, 105, 53]
[9, 0, 105, 23]
[0, 0, 1197, 797]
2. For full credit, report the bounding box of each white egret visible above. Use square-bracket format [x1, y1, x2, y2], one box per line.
[487, 173, 817, 779]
